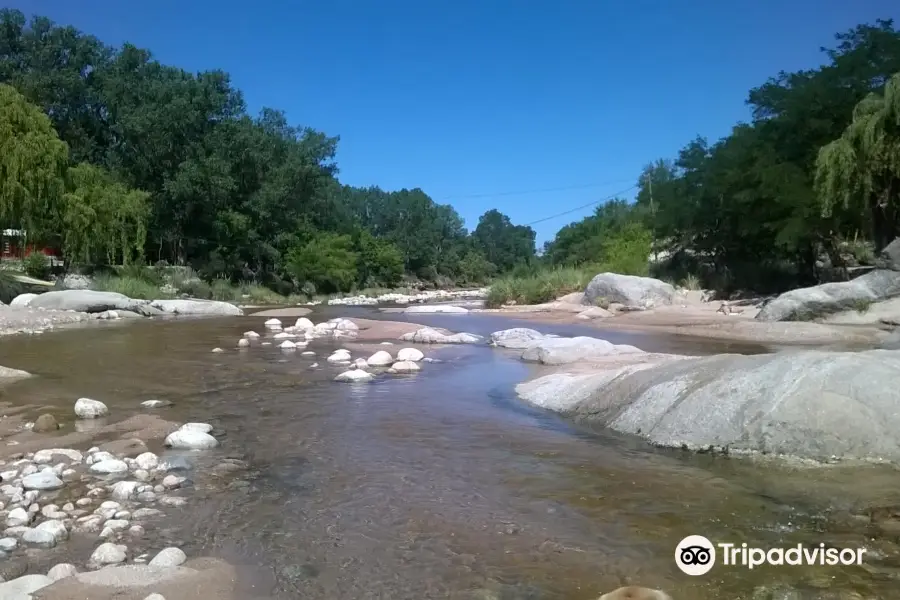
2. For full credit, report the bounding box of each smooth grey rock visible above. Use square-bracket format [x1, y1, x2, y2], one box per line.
[334, 370, 374, 382]
[74, 397, 109, 419]
[21, 471, 64, 490]
[135, 452, 159, 470]
[10, 292, 37, 307]
[366, 350, 394, 366]
[90, 459, 129, 474]
[0, 574, 54, 597]
[75, 564, 196, 587]
[583, 273, 676, 308]
[404, 304, 469, 314]
[33, 448, 83, 463]
[517, 348, 900, 462]
[111, 480, 141, 500]
[141, 399, 173, 408]
[489, 328, 546, 349]
[47, 562, 78, 581]
[875, 238, 900, 271]
[22, 527, 58, 548]
[388, 361, 420, 374]
[5, 507, 30, 527]
[0, 537, 17, 551]
[164, 429, 218, 450]
[29, 290, 146, 313]
[395, 347, 424, 362]
[757, 269, 900, 321]
[90, 542, 128, 565]
[148, 546, 187, 568]
[398, 327, 482, 344]
[149, 299, 243, 316]
[520, 336, 643, 365]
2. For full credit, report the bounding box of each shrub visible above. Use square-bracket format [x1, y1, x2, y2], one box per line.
[23, 253, 51, 280]
[0, 270, 24, 303]
[91, 274, 166, 300]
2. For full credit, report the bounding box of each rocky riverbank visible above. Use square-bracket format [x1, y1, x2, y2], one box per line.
[1, 290, 245, 337]
[478, 272, 897, 348]
[0, 380, 256, 598]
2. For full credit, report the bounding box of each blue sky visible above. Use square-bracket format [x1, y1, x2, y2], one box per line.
[8, 1, 899, 245]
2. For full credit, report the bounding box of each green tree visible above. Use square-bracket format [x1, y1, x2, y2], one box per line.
[355, 230, 404, 287]
[62, 163, 150, 266]
[472, 209, 536, 271]
[286, 232, 358, 294]
[815, 72, 900, 250]
[0, 82, 68, 240]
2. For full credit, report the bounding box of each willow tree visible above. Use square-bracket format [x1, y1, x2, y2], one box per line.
[62, 163, 150, 266]
[0, 83, 69, 239]
[815, 72, 900, 249]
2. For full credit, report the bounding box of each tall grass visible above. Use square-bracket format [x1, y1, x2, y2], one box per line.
[91, 274, 172, 300]
[485, 265, 600, 308]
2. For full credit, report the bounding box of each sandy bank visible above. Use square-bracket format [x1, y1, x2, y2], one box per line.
[0, 305, 96, 337]
[480, 295, 889, 347]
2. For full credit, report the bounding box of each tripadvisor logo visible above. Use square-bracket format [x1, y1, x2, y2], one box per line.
[675, 535, 866, 576]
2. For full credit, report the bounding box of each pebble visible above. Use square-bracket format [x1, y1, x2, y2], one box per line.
[144, 594, 166, 600]
[165, 428, 218, 450]
[74, 397, 109, 419]
[76, 498, 93, 507]
[211, 347, 224, 353]
[159, 496, 187, 507]
[135, 452, 159, 470]
[132, 508, 164, 520]
[90, 459, 129, 474]
[111, 480, 141, 500]
[129, 524, 145, 537]
[162, 475, 185, 489]
[140, 399, 173, 408]
[6, 507, 31, 527]
[21, 471, 64, 491]
[0, 537, 17, 552]
[149, 546, 187, 567]
[238, 338, 250, 348]
[90, 542, 127, 566]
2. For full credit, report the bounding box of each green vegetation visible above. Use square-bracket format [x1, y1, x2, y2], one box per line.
[537, 19, 900, 298]
[0, 10, 537, 298]
[2, 11, 899, 306]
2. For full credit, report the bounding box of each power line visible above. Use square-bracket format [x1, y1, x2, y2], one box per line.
[524, 185, 639, 226]
[434, 178, 636, 201]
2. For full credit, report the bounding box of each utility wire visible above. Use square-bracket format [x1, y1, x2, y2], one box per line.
[434, 178, 636, 201]
[524, 185, 639, 226]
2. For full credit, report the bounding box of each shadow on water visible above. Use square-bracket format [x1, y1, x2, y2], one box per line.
[0, 309, 896, 599]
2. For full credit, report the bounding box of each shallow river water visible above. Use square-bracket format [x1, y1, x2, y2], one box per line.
[0, 309, 899, 599]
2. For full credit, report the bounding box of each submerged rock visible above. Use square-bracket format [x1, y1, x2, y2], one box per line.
[399, 327, 481, 344]
[489, 328, 546, 349]
[520, 336, 643, 365]
[517, 348, 900, 462]
[32, 413, 59, 432]
[334, 370, 374, 382]
[389, 361, 420, 374]
[404, 305, 469, 314]
[165, 426, 218, 450]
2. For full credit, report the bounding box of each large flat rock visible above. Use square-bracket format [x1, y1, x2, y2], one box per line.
[757, 269, 900, 321]
[516, 348, 900, 462]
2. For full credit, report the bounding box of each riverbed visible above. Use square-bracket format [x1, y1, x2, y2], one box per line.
[0, 308, 896, 599]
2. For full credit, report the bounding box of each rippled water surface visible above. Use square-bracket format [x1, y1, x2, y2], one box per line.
[0, 310, 897, 599]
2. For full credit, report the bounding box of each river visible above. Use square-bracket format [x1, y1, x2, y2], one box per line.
[0, 308, 896, 599]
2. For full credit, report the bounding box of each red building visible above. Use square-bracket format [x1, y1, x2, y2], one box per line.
[1, 229, 61, 261]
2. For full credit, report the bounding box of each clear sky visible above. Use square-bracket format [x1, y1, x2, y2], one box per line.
[7, 0, 900, 245]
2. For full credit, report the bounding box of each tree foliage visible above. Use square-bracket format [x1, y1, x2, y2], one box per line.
[542, 19, 900, 293]
[0, 82, 68, 239]
[0, 9, 537, 291]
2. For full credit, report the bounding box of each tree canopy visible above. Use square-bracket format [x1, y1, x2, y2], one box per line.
[542, 19, 900, 293]
[0, 9, 537, 292]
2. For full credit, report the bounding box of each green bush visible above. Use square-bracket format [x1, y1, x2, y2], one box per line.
[23, 253, 51, 280]
[179, 278, 212, 299]
[485, 265, 599, 308]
